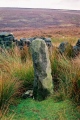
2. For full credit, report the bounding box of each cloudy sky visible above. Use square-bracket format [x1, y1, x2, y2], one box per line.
[0, 0, 80, 10]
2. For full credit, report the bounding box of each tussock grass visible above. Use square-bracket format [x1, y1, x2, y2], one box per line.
[0, 73, 18, 108]
[50, 47, 80, 102]
[0, 46, 34, 118]
[13, 61, 34, 88]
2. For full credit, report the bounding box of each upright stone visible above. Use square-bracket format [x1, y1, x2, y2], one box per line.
[31, 39, 53, 100]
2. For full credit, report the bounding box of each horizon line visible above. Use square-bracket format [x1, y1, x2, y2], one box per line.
[0, 6, 80, 11]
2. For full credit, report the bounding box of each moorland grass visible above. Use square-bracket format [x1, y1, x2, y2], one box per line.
[50, 47, 80, 102]
[0, 42, 80, 119]
[0, 47, 34, 118]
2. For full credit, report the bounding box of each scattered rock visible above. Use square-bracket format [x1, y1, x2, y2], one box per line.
[22, 90, 33, 99]
[58, 41, 73, 57]
[58, 42, 69, 54]
[73, 39, 80, 56]
[40, 37, 52, 47]
[0, 32, 52, 50]
[17, 37, 52, 48]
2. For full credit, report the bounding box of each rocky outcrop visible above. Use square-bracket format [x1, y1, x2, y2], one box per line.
[0, 32, 16, 48]
[16, 37, 52, 49]
[0, 32, 52, 50]
[31, 39, 53, 100]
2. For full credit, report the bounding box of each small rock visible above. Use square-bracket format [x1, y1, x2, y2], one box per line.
[22, 90, 33, 99]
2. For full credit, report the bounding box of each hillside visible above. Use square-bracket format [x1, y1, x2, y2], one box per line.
[0, 7, 80, 31]
[0, 7, 80, 42]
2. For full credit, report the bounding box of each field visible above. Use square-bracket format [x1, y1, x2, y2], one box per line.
[0, 7, 80, 120]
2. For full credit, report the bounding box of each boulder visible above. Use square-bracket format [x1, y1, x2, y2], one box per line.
[0, 32, 13, 37]
[0, 32, 16, 48]
[40, 38, 52, 48]
[20, 38, 27, 46]
[73, 39, 80, 56]
[19, 37, 52, 48]
[31, 39, 53, 100]
[22, 37, 52, 48]
[58, 42, 73, 57]
[20, 38, 31, 47]
[26, 39, 31, 47]
[59, 42, 69, 54]
[16, 38, 31, 49]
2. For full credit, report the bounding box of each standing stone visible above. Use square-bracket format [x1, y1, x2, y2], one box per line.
[31, 39, 53, 100]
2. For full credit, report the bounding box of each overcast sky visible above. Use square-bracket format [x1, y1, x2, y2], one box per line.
[0, 0, 80, 10]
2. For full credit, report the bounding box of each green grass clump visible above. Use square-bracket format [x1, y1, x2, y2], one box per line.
[13, 63, 34, 88]
[5, 98, 80, 120]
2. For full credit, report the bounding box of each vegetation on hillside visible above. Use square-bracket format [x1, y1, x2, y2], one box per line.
[0, 8, 80, 30]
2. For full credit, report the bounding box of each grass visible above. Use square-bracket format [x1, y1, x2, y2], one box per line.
[50, 47, 80, 102]
[0, 46, 33, 89]
[13, 63, 34, 88]
[52, 37, 78, 47]
[0, 46, 34, 118]
[0, 73, 18, 108]
[4, 98, 80, 120]
[0, 39, 80, 119]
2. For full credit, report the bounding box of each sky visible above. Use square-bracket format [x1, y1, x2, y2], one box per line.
[0, 0, 80, 10]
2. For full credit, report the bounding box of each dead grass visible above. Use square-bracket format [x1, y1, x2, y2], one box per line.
[72, 55, 80, 67]
[13, 27, 80, 41]
[50, 47, 80, 102]
[0, 46, 33, 116]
